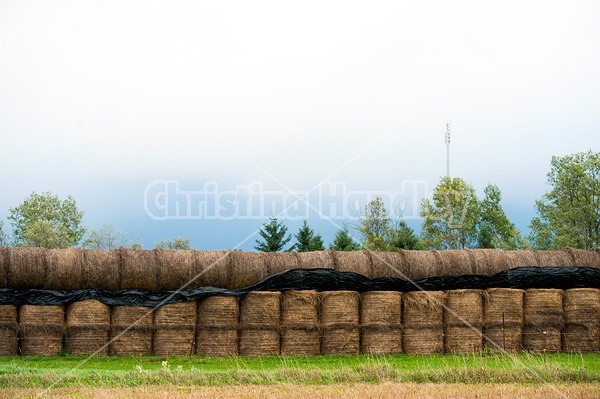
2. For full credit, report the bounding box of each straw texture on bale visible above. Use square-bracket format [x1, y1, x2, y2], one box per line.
[402, 291, 445, 354]
[45, 248, 85, 290]
[434, 250, 474, 277]
[8, 247, 47, 289]
[444, 291, 483, 353]
[239, 292, 281, 356]
[522, 326, 562, 352]
[153, 301, 197, 356]
[280, 290, 319, 356]
[109, 306, 153, 356]
[403, 328, 444, 354]
[265, 252, 299, 276]
[333, 250, 372, 277]
[0, 305, 18, 356]
[230, 252, 268, 289]
[120, 249, 159, 291]
[19, 305, 65, 356]
[522, 289, 564, 352]
[534, 249, 574, 267]
[361, 291, 402, 354]
[504, 250, 539, 268]
[0, 247, 8, 288]
[369, 251, 406, 279]
[193, 250, 231, 288]
[155, 249, 195, 290]
[83, 249, 120, 290]
[401, 250, 441, 279]
[483, 288, 525, 352]
[65, 300, 110, 355]
[444, 326, 482, 353]
[320, 291, 360, 355]
[562, 288, 600, 352]
[196, 296, 239, 356]
[564, 248, 600, 267]
[297, 251, 335, 270]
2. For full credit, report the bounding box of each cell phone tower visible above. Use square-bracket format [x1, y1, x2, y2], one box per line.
[445, 120, 451, 177]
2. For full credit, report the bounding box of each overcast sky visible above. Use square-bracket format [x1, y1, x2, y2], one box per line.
[1, 0, 599, 250]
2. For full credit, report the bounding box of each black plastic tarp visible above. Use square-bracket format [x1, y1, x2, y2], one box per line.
[0, 266, 598, 307]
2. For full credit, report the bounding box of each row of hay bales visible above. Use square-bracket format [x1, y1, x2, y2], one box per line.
[0, 288, 597, 356]
[0, 247, 599, 290]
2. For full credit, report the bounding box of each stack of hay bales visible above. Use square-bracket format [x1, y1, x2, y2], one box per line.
[369, 251, 406, 279]
[230, 252, 267, 289]
[45, 248, 85, 290]
[155, 249, 195, 290]
[196, 296, 239, 356]
[444, 290, 483, 353]
[65, 300, 110, 355]
[193, 250, 231, 288]
[360, 291, 402, 354]
[401, 250, 441, 279]
[0, 305, 18, 356]
[153, 302, 197, 356]
[83, 249, 120, 290]
[280, 290, 320, 355]
[522, 289, 564, 352]
[8, 248, 47, 289]
[109, 306, 153, 356]
[563, 288, 600, 352]
[483, 288, 525, 352]
[402, 291, 445, 354]
[19, 305, 64, 356]
[239, 292, 280, 356]
[320, 291, 360, 355]
[333, 251, 371, 277]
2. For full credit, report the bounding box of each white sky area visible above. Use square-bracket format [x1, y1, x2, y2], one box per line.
[1, 1, 599, 249]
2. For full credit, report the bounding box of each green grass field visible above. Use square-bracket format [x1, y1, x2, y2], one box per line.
[0, 352, 598, 388]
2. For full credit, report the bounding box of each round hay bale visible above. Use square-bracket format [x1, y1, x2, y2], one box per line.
[402, 291, 445, 327]
[445, 290, 483, 327]
[196, 296, 239, 356]
[0, 247, 8, 288]
[239, 292, 280, 356]
[120, 249, 159, 291]
[46, 248, 85, 290]
[564, 248, 600, 268]
[280, 290, 319, 355]
[229, 252, 268, 289]
[321, 324, 360, 355]
[444, 326, 482, 353]
[402, 327, 444, 354]
[401, 250, 442, 280]
[19, 305, 65, 356]
[297, 251, 335, 269]
[153, 301, 197, 356]
[504, 250, 539, 268]
[333, 250, 372, 277]
[482, 288, 524, 352]
[562, 288, 600, 352]
[522, 326, 562, 352]
[433, 250, 474, 277]
[369, 251, 407, 279]
[8, 248, 47, 289]
[361, 291, 402, 355]
[192, 250, 231, 288]
[483, 325, 523, 352]
[155, 249, 195, 290]
[523, 289, 564, 328]
[264, 252, 299, 276]
[109, 306, 153, 356]
[534, 250, 574, 267]
[0, 305, 18, 356]
[83, 249, 120, 290]
[361, 325, 402, 355]
[65, 299, 110, 355]
[320, 291, 360, 355]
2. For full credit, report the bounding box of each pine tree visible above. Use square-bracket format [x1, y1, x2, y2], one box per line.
[254, 217, 292, 252]
[389, 220, 422, 250]
[330, 226, 359, 251]
[293, 220, 325, 251]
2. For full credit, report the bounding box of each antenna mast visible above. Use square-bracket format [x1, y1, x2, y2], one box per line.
[445, 120, 451, 177]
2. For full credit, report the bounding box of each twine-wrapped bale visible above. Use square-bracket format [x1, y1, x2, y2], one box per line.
[120, 249, 159, 291]
[320, 291, 360, 355]
[402, 291, 445, 354]
[297, 251, 335, 270]
[401, 250, 442, 280]
[333, 250, 372, 277]
[444, 290, 483, 353]
[0, 305, 18, 356]
[193, 250, 231, 288]
[156, 249, 195, 290]
[230, 252, 268, 289]
[19, 305, 65, 356]
[361, 291, 402, 354]
[196, 296, 239, 356]
[46, 248, 85, 290]
[109, 306, 153, 356]
[83, 249, 120, 290]
[281, 290, 319, 355]
[534, 250, 574, 267]
[0, 247, 8, 288]
[505, 250, 539, 268]
[65, 300, 110, 355]
[153, 301, 197, 356]
[369, 251, 406, 279]
[265, 252, 299, 276]
[563, 288, 600, 352]
[8, 248, 47, 289]
[434, 250, 474, 277]
[564, 248, 600, 268]
[522, 289, 564, 352]
[483, 288, 524, 352]
[239, 292, 280, 356]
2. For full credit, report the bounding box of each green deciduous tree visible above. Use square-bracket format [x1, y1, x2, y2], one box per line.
[254, 217, 292, 252]
[330, 226, 360, 251]
[357, 196, 392, 251]
[84, 222, 139, 249]
[8, 192, 85, 248]
[293, 220, 325, 252]
[477, 184, 523, 249]
[529, 151, 600, 249]
[155, 236, 191, 250]
[0, 221, 9, 247]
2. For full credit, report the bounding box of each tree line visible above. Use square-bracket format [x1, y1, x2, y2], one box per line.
[1, 151, 598, 251]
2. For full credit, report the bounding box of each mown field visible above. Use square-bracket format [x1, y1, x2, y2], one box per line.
[0, 352, 598, 398]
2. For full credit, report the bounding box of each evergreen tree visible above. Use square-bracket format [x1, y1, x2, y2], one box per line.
[389, 220, 422, 250]
[254, 217, 292, 252]
[293, 220, 325, 251]
[330, 226, 360, 251]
